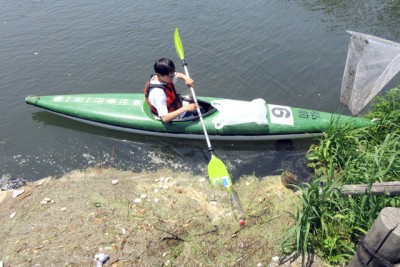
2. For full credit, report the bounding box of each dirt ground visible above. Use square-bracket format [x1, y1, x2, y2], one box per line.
[0, 167, 322, 266]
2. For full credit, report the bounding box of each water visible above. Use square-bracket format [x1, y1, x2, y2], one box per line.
[1, 0, 400, 181]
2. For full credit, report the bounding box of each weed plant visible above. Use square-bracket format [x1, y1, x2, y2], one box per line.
[280, 87, 400, 265]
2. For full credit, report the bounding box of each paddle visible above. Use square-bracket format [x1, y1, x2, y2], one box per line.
[174, 28, 245, 226]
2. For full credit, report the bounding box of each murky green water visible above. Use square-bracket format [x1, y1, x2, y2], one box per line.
[1, 0, 399, 180]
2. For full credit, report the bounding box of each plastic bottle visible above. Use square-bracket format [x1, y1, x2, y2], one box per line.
[229, 189, 245, 226]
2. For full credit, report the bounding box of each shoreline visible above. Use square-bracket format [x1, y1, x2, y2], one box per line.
[0, 167, 323, 266]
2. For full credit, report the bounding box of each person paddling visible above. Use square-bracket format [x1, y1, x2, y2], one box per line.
[144, 58, 199, 123]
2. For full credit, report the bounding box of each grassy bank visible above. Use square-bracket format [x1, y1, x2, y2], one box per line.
[279, 87, 400, 265]
[0, 167, 320, 266]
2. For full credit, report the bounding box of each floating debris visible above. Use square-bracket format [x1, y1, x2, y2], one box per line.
[0, 175, 27, 190]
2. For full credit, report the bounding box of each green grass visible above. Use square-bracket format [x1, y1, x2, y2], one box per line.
[280, 86, 400, 265]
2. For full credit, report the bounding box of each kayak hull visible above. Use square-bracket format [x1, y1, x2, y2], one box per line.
[25, 93, 373, 141]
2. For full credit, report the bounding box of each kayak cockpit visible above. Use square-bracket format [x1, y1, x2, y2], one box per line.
[149, 97, 217, 122]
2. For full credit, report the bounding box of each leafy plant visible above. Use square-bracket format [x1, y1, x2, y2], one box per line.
[280, 87, 400, 266]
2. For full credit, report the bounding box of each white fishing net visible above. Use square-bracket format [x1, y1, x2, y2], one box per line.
[341, 31, 400, 115]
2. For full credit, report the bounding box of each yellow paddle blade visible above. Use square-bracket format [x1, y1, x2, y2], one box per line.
[174, 28, 185, 60]
[208, 155, 233, 191]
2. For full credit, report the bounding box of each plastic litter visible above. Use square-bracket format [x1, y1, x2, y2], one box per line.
[229, 189, 245, 226]
[93, 253, 109, 267]
[211, 98, 268, 129]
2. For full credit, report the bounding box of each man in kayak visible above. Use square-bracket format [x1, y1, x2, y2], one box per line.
[144, 58, 199, 123]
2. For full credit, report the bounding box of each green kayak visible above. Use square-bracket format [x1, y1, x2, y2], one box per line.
[25, 93, 373, 141]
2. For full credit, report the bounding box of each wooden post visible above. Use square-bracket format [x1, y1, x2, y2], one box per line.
[342, 182, 400, 196]
[349, 207, 400, 266]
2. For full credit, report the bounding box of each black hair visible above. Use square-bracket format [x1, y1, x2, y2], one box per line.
[154, 58, 175, 75]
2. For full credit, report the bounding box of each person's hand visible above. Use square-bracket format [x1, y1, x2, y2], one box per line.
[184, 77, 194, 88]
[185, 103, 199, 112]
[176, 72, 194, 88]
